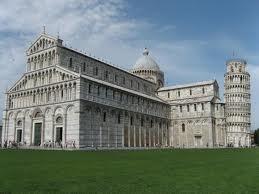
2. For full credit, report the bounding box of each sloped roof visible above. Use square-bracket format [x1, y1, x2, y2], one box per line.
[168, 96, 214, 105]
[168, 96, 224, 105]
[158, 80, 217, 91]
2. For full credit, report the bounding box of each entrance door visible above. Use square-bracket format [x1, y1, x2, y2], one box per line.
[34, 123, 42, 146]
[16, 129, 22, 143]
[56, 127, 63, 142]
[195, 136, 202, 148]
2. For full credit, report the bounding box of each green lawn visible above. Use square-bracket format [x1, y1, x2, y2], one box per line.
[0, 149, 259, 193]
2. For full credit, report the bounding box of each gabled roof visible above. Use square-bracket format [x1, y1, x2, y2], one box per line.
[26, 33, 58, 53]
[167, 96, 224, 105]
[8, 65, 79, 93]
[158, 80, 217, 91]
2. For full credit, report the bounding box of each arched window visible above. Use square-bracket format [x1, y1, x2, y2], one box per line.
[231, 66, 234, 72]
[94, 67, 98, 76]
[88, 84, 92, 93]
[141, 118, 144, 127]
[103, 112, 106, 122]
[182, 123, 185, 132]
[83, 62, 86, 72]
[105, 87, 108, 97]
[118, 114, 121, 124]
[168, 92, 170, 98]
[33, 94, 36, 103]
[130, 116, 133, 125]
[190, 89, 192, 95]
[69, 58, 73, 68]
[105, 71, 109, 80]
[47, 91, 51, 102]
[113, 90, 116, 99]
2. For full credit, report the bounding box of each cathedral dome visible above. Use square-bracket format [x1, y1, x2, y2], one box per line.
[132, 48, 160, 71]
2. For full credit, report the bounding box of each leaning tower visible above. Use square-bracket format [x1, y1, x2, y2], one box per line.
[224, 58, 251, 147]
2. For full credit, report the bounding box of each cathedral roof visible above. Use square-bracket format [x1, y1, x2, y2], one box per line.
[132, 48, 160, 71]
[166, 96, 224, 105]
[158, 80, 217, 91]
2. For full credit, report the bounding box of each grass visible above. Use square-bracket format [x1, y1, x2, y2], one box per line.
[0, 149, 259, 193]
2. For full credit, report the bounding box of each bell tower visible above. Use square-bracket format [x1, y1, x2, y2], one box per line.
[224, 58, 251, 147]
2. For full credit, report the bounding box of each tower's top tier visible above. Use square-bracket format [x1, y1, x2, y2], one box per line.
[226, 58, 247, 73]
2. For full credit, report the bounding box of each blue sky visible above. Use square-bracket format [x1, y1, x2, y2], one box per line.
[0, 0, 258, 129]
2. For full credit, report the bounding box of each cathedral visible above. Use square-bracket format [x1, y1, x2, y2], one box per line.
[1, 31, 251, 149]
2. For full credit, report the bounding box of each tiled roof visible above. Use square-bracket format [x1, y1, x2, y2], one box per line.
[158, 80, 216, 91]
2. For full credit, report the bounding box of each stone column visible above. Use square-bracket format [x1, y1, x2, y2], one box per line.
[52, 114, 55, 144]
[64, 113, 67, 146]
[139, 126, 141, 147]
[116, 124, 118, 148]
[2, 117, 7, 146]
[41, 115, 45, 146]
[133, 124, 136, 147]
[108, 126, 110, 148]
[161, 122, 164, 146]
[122, 115, 124, 147]
[91, 110, 94, 147]
[149, 127, 151, 148]
[30, 116, 33, 145]
[13, 118, 16, 142]
[99, 126, 102, 147]
[144, 123, 146, 147]
[22, 117, 25, 144]
[158, 122, 160, 146]
[128, 118, 130, 147]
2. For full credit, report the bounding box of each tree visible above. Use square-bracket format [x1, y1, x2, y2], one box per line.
[254, 129, 259, 145]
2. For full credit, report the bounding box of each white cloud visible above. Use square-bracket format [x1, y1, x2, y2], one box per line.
[0, 0, 141, 119]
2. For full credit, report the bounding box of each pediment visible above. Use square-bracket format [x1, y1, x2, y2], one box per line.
[8, 66, 79, 93]
[27, 34, 58, 55]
